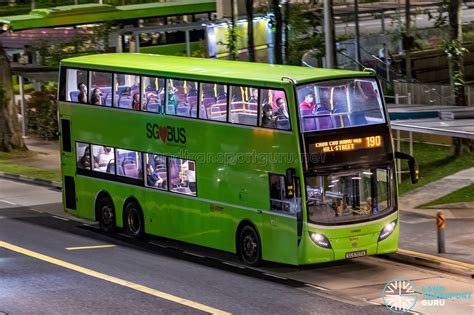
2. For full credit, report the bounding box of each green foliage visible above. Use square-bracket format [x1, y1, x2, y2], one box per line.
[441, 39, 469, 96]
[424, 0, 449, 28]
[216, 20, 242, 60]
[398, 142, 474, 195]
[26, 83, 58, 140]
[286, 3, 323, 66]
[419, 183, 474, 207]
[32, 23, 111, 67]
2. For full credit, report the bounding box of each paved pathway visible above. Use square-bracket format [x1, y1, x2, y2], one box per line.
[399, 168, 474, 219]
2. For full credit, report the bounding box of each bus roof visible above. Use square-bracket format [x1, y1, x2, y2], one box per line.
[61, 53, 371, 86]
[0, 0, 214, 31]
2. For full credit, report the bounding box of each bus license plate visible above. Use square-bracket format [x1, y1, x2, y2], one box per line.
[345, 250, 367, 259]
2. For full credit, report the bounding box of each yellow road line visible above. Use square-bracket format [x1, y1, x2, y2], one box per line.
[0, 241, 231, 315]
[399, 248, 474, 269]
[66, 245, 116, 251]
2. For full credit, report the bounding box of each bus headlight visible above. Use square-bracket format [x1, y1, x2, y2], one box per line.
[378, 220, 397, 241]
[309, 232, 332, 248]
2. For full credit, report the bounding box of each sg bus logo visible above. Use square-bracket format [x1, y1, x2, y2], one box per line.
[146, 122, 186, 144]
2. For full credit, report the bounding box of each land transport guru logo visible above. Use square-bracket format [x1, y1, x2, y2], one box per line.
[382, 278, 418, 313]
[146, 122, 186, 144]
[382, 278, 473, 313]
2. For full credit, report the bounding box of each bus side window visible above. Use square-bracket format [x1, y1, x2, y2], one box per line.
[260, 89, 290, 130]
[142, 76, 164, 113]
[167, 79, 198, 118]
[200, 82, 227, 122]
[269, 174, 292, 213]
[229, 85, 258, 126]
[169, 157, 196, 196]
[65, 69, 88, 103]
[145, 154, 168, 190]
[90, 71, 112, 106]
[114, 73, 140, 110]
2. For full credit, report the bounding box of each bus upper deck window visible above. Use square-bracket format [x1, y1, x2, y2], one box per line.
[66, 69, 88, 103]
[142, 76, 165, 113]
[114, 73, 141, 110]
[90, 71, 112, 106]
[200, 82, 227, 122]
[260, 89, 290, 130]
[297, 78, 385, 132]
[229, 85, 258, 126]
[167, 79, 198, 118]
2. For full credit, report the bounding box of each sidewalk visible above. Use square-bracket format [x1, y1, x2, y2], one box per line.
[399, 168, 474, 219]
[22, 137, 60, 171]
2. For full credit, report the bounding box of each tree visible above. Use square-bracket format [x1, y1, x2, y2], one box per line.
[0, 42, 26, 152]
[246, 0, 255, 62]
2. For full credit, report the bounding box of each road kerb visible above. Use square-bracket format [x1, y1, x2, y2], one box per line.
[0, 171, 61, 189]
[386, 248, 474, 278]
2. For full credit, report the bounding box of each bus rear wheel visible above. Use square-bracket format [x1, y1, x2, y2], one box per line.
[238, 225, 262, 266]
[124, 201, 145, 240]
[97, 194, 116, 233]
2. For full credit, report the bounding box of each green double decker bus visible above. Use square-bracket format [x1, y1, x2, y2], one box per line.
[58, 53, 418, 266]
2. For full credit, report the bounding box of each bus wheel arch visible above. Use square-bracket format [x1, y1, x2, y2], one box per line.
[95, 191, 116, 233]
[236, 220, 262, 266]
[123, 197, 145, 240]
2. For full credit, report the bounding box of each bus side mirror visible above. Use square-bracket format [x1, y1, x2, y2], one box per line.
[395, 152, 419, 184]
[285, 168, 295, 198]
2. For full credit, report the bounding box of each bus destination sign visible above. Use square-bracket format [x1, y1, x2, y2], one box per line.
[311, 136, 384, 154]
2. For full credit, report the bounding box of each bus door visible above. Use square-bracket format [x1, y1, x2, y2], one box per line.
[59, 116, 77, 210]
[261, 173, 299, 264]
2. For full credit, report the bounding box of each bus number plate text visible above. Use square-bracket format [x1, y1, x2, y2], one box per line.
[345, 250, 367, 259]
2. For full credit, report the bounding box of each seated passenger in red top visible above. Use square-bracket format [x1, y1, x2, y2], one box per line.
[299, 91, 315, 112]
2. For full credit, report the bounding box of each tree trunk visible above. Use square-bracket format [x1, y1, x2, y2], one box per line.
[449, 0, 469, 156]
[0, 42, 27, 152]
[246, 0, 255, 62]
[449, 0, 466, 107]
[272, 0, 283, 64]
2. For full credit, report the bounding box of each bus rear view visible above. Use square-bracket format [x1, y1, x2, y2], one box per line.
[295, 77, 417, 264]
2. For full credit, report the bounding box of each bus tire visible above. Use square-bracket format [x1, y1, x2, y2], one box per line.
[238, 225, 262, 266]
[123, 200, 145, 240]
[96, 193, 116, 233]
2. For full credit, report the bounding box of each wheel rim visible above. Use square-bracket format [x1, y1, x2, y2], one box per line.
[242, 231, 258, 263]
[127, 207, 140, 235]
[101, 203, 113, 225]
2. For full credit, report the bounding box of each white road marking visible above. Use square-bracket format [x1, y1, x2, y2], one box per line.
[183, 251, 205, 258]
[222, 261, 246, 269]
[149, 241, 168, 248]
[305, 283, 330, 291]
[52, 215, 69, 221]
[263, 273, 287, 280]
[400, 218, 433, 224]
[0, 199, 16, 205]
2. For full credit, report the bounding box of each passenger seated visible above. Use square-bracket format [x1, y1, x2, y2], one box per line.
[78, 146, 97, 169]
[261, 103, 276, 128]
[274, 97, 289, 120]
[132, 93, 141, 111]
[91, 88, 103, 105]
[78, 82, 88, 104]
[96, 147, 114, 171]
[299, 90, 315, 112]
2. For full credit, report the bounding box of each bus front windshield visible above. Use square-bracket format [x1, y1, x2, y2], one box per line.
[297, 78, 385, 132]
[306, 167, 394, 225]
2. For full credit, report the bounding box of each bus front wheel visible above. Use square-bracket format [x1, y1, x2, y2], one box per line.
[123, 200, 145, 240]
[238, 225, 262, 266]
[97, 194, 116, 233]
